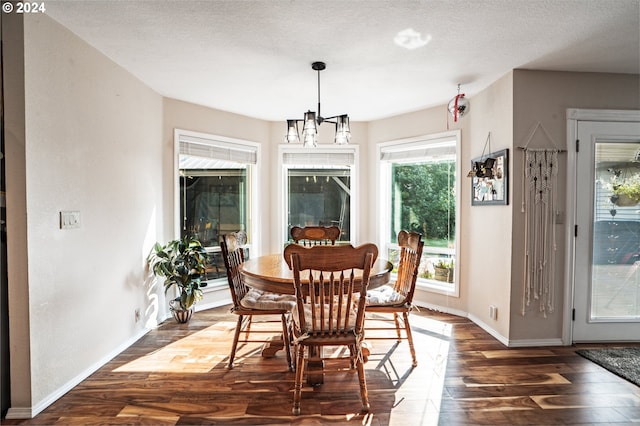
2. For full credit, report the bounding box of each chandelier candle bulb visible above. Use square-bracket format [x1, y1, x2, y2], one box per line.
[334, 115, 351, 144]
[285, 120, 300, 144]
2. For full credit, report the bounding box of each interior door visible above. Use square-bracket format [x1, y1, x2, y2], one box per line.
[573, 118, 640, 342]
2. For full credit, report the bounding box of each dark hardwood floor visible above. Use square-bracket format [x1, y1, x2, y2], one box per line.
[3, 306, 640, 425]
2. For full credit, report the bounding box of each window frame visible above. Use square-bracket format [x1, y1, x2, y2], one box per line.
[174, 128, 260, 289]
[278, 144, 359, 248]
[376, 130, 461, 296]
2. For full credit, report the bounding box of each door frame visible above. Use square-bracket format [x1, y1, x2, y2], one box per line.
[564, 108, 640, 345]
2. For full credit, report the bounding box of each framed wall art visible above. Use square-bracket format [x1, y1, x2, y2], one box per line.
[471, 149, 509, 206]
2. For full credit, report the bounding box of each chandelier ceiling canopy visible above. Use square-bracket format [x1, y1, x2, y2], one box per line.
[286, 61, 350, 147]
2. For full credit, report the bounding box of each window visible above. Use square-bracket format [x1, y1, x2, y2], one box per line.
[378, 131, 460, 295]
[280, 146, 358, 246]
[175, 129, 258, 285]
[592, 143, 640, 266]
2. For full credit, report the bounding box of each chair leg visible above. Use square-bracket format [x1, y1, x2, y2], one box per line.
[281, 313, 293, 371]
[356, 345, 370, 412]
[403, 312, 418, 367]
[393, 312, 402, 340]
[349, 345, 356, 369]
[244, 316, 253, 338]
[228, 314, 244, 369]
[292, 344, 305, 415]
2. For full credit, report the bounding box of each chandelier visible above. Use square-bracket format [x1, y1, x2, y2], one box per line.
[285, 61, 351, 147]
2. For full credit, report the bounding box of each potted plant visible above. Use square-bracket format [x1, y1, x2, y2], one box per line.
[611, 174, 640, 207]
[433, 258, 454, 283]
[147, 235, 208, 323]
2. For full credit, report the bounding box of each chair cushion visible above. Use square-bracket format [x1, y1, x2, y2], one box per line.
[240, 288, 296, 311]
[293, 301, 358, 334]
[366, 284, 405, 306]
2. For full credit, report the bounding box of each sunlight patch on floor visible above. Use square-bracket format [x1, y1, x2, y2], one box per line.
[113, 321, 236, 373]
[363, 315, 451, 426]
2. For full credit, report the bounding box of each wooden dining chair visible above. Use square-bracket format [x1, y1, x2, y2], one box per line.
[290, 225, 341, 246]
[364, 230, 424, 367]
[220, 231, 296, 371]
[285, 243, 377, 415]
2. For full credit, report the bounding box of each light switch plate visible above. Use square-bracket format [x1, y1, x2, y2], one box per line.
[60, 211, 80, 229]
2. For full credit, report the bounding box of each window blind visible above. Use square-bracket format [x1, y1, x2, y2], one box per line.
[283, 151, 355, 166]
[179, 134, 257, 165]
[380, 142, 455, 162]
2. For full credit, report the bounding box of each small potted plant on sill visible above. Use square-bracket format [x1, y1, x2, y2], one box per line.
[147, 235, 208, 323]
[610, 174, 640, 207]
[433, 258, 454, 283]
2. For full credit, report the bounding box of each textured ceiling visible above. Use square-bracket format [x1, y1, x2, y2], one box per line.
[45, 0, 640, 122]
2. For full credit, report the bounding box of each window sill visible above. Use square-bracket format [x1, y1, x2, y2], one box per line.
[200, 279, 227, 293]
[416, 278, 458, 297]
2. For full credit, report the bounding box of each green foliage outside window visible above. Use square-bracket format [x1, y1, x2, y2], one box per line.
[391, 162, 455, 245]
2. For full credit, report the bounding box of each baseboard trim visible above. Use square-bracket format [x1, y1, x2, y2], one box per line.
[5, 328, 150, 419]
[467, 313, 510, 346]
[414, 301, 567, 348]
[506, 338, 565, 347]
[5, 407, 32, 420]
[414, 300, 467, 319]
[414, 299, 509, 346]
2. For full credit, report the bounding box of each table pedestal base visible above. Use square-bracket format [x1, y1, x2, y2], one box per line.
[307, 348, 324, 386]
[260, 336, 371, 386]
[261, 335, 284, 358]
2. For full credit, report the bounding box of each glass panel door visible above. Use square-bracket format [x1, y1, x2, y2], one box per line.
[573, 119, 640, 341]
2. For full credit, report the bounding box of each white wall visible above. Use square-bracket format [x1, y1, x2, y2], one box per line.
[5, 14, 164, 416]
[464, 73, 514, 340]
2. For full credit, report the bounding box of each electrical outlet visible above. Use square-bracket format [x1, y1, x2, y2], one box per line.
[134, 309, 141, 323]
[489, 305, 498, 320]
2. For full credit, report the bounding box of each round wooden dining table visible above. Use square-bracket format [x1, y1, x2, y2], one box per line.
[239, 253, 393, 294]
[239, 253, 393, 385]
